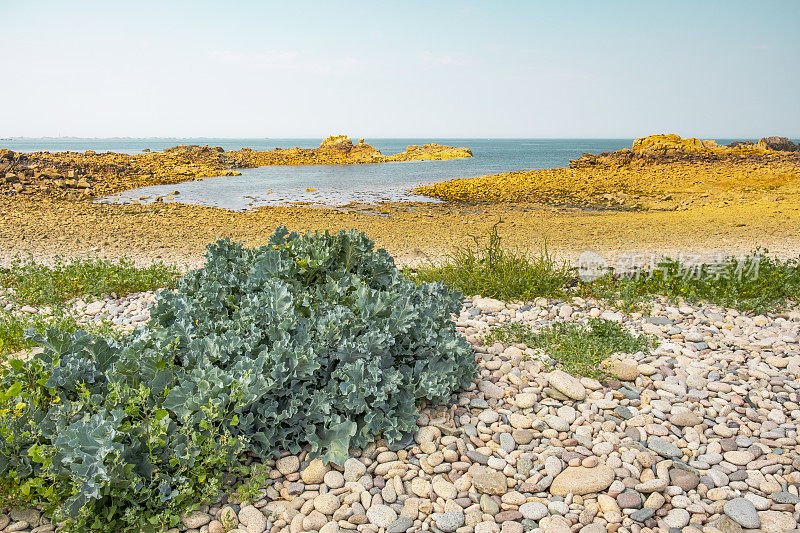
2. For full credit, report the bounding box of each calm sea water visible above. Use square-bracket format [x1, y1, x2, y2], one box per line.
[1, 138, 757, 209]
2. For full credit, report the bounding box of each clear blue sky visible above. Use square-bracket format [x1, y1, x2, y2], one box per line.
[1, 0, 798, 138]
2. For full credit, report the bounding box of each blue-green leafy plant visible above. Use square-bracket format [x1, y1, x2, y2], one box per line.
[0, 227, 475, 531]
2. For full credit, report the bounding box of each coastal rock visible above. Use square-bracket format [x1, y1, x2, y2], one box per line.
[758, 136, 799, 152]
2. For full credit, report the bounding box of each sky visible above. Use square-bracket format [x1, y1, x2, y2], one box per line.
[1, 0, 798, 138]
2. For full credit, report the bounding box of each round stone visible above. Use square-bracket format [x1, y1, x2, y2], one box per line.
[302, 458, 329, 484]
[601, 357, 639, 381]
[343, 458, 366, 482]
[324, 470, 345, 489]
[275, 455, 300, 475]
[635, 478, 667, 493]
[415, 426, 441, 445]
[432, 476, 458, 500]
[314, 493, 340, 515]
[411, 477, 431, 498]
[669, 409, 703, 427]
[480, 493, 500, 515]
[616, 491, 642, 509]
[182, 510, 211, 529]
[366, 504, 397, 528]
[512, 429, 534, 445]
[515, 392, 537, 409]
[550, 464, 614, 496]
[723, 451, 755, 466]
[547, 370, 587, 401]
[472, 471, 508, 495]
[723, 497, 761, 529]
[664, 508, 690, 529]
[519, 501, 548, 521]
[669, 468, 700, 491]
[435, 510, 466, 532]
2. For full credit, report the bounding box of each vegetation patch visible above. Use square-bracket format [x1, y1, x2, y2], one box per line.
[585, 251, 800, 313]
[409, 219, 574, 302]
[487, 318, 652, 378]
[0, 228, 475, 531]
[408, 222, 800, 313]
[0, 309, 119, 356]
[0, 256, 179, 307]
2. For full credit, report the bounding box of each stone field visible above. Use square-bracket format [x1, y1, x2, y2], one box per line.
[1, 293, 799, 533]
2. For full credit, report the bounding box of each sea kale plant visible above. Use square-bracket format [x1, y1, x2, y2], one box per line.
[0, 227, 476, 531]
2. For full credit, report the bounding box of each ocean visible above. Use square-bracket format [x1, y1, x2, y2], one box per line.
[1, 138, 755, 209]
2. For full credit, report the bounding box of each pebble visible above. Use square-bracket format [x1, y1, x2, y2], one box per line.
[275, 455, 299, 475]
[435, 510, 465, 532]
[550, 465, 615, 496]
[519, 501, 548, 521]
[663, 508, 690, 529]
[547, 370, 587, 400]
[723, 497, 761, 529]
[343, 458, 366, 482]
[366, 505, 397, 528]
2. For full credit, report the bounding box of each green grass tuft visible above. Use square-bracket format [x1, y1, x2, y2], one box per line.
[408, 221, 800, 313]
[0, 256, 179, 307]
[408, 219, 574, 301]
[586, 251, 800, 313]
[487, 318, 652, 378]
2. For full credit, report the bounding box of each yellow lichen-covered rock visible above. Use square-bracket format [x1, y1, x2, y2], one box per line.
[415, 134, 800, 211]
[0, 136, 471, 200]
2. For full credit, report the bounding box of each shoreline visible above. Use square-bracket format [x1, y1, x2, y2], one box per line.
[2, 195, 799, 271]
[1, 134, 799, 270]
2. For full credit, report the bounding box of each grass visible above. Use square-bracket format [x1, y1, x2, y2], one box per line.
[0, 308, 121, 355]
[0, 256, 175, 358]
[0, 256, 180, 307]
[410, 219, 574, 301]
[585, 252, 800, 313]
[486, 318, 652, 378]
[407, 220, 800, 313]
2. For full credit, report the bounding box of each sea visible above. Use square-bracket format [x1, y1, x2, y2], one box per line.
[0, 138, 763, 210]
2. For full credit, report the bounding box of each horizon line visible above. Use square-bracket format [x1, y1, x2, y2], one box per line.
[4, 134, 799, 141]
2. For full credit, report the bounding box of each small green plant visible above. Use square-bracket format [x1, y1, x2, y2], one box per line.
[0, 309, 120, 356]
[487, 318, 651, 378]
[0, 256, 179, 307]
[409, 219, 574, 301]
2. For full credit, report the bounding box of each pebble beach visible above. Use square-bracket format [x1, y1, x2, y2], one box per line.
[2, 291, 798, 533]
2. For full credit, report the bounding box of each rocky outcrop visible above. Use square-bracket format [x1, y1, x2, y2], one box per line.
[757, 136, 799, 152]
[0, 136, 471, 200]
[729, 137, 799, 151]
[570, 134, 800, 169]
[416, 133, 800, 211]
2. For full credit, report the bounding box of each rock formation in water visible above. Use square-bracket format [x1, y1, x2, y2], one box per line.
[416, 133, 800, 211]
[569, 134, 800, 169]
[0, 136, 471, 200]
